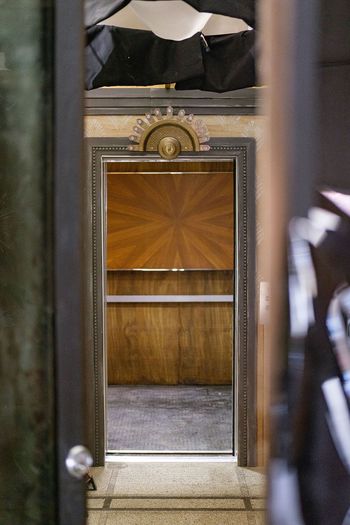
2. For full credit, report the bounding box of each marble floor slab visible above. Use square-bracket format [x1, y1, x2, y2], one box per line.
[87, 509, 265, 525]
[87, 461, 266, 524]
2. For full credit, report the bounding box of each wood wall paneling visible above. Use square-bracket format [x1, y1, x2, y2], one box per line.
[107, 162, 234, 270]
[108, 270, 179, 295]
[179, 303, 233, 385]
[107, 304, 180, 385]
[106, 160, 234, 386]
[107, 270, 234, 295]
[106, 160, 233, 174]
[107, 301, 233, 385]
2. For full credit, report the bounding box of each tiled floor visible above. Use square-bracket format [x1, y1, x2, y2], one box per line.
[87, 460, 266, 524]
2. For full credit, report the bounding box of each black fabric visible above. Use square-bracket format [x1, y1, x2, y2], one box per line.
[86, 25, 204, 90]
[85, 25, 256, 92]
[85, 0, 130, 29]
[85, 0, 256, 29]
[176, 30, 256, 93]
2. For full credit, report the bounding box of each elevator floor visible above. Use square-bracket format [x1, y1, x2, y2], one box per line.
[107, 385, 232, 452]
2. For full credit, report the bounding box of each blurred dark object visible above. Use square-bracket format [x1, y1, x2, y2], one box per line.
[176, 30, 255, 93]
[84, 473, 97, 491]
[269, 191, 350, 525]
[85, 25, 256, 92]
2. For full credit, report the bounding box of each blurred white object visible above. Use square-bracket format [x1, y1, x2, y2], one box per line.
[101, 6, 249, 39]
[204, 15, 249, 35]
[322, 190, 350, 217]
[259, 281, 270, 325]
[289, 218, 317, 338]
[326, 287, 350, 399]
[322, 377, 350, 472]
[101, 5, 146, 30]
[269, 460, 305, 525]
[130, 0, 212, 40]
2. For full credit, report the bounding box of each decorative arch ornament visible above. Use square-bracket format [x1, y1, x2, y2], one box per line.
[128, 106, 210, 159]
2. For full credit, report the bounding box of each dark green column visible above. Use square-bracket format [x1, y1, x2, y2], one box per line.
[0, 2, 56, 524]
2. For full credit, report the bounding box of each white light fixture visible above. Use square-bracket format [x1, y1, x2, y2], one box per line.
[129, 0, 212, 41]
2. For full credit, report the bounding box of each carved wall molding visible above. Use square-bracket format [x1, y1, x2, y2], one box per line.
[85, 86, 262, 116]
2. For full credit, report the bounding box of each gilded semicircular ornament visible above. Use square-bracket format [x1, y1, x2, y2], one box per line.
[128, 107, 210, 159]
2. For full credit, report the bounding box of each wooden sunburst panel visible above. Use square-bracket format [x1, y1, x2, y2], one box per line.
[107, 161, 234, 270]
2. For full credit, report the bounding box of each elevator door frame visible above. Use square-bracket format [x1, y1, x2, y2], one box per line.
[85, 137, 257, 466]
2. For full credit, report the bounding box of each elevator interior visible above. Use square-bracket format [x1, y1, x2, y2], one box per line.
[104, 159, 235, 453]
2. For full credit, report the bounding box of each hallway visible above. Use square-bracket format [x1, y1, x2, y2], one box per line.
[87, 460, 265, 524]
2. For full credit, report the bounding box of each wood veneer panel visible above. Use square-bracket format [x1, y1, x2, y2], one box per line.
[107, 160, 233, 174]
[179, 303, 233, 385]
[107, 270, 234, 295]
[106, 161, 234, 385]
[107, 170, 234, 270]
[107, 301, 233, 385]
[107, 271, 179, 295]
[107, 304, 179, 385]
[175, 270, 234, 294]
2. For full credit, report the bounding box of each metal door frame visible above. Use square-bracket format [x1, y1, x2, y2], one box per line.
[85, 137, 257, 467]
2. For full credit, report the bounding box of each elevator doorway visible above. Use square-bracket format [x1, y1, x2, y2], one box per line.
[86, 137, 256, 466]
[105, 159, 234, 453]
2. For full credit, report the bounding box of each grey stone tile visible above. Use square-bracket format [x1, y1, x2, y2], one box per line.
[110, 497, 246, 509]
[87, 511, 108, 525]
[88, 510, 266, 525]
[90, 510, 254, 524]
[113, 462, 242, 497]
[251, 498, 266, 510]
[237, 467, 266, 497]
[87, 498, 105, 509]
